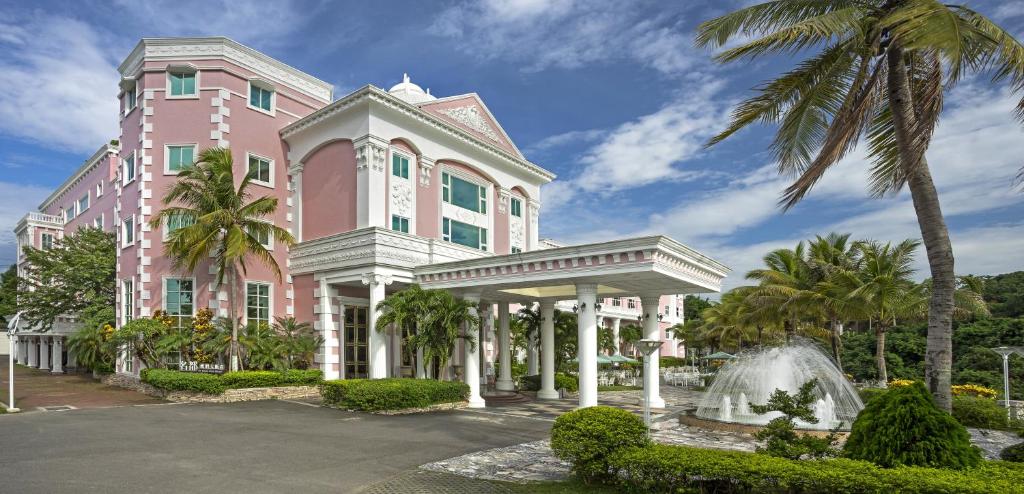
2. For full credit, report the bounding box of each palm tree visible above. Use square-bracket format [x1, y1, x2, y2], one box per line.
[746, 243, 822, 341]
[807, 233, 865, 371]
[840, 239, 924, 384]
[375, 284, 431, 377]
[413, 290, 479, 381]
[273, 316, 322, 370]
[697, 1, 1024, 411]
[150, 147, 294, 371]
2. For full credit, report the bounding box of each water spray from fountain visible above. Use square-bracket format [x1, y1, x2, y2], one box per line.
[695, 340, 864, 430]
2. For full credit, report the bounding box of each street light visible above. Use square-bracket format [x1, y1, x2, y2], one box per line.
[5, 311, 23, 413]
[636, 338, 663, 436]
[991, 346, 1022, 417]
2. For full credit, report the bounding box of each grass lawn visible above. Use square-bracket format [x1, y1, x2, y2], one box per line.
[597, 385, 642, 392]
[504, 478, 621, 493]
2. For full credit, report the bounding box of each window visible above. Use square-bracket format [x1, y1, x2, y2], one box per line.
[247, 154, 273, 186]
[613, 298, 621, 307]
[627, 299, 636, 309]
[122, 153, 136, 184]
[511, 246, 522, 254]
[164, 278, 194, 329]
[246, 282, 271, 326]
[94, 215, 104, 230]
[247, 224, 273, 250]
[392, 153, 410, 179]
[124, 86, 137, 112]
[665, 305, 670, 315]
[122, 216, 135, 247]
[96, 182, 103, 197]
[78, 194, 89, 214]
[168, 71, 196, 97]
[391, 215, 409, 233]
[41, 233, 54, 251]
[122, 279, 133, 325]
[344, 307, 369, 378]
[248, 83, 273, 112]
[65, 204, 77, 221]
[442, 172, 486, 213]
[510, 197, 522, 217]
[443, 217, 487, 251]
[166, 145, 195, 173]
[164, 213, 194, 240]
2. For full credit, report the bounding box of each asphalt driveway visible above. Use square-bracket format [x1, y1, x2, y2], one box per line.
[0, 400, 552, 493]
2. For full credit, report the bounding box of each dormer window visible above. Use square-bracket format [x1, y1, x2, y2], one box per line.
[167, 66, 198, 98]
[248, 79, 274, 113]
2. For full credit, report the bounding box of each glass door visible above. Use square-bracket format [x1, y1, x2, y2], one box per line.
[344, 307, 369, 378]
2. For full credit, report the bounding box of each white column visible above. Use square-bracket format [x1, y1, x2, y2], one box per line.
[292, 164, 304, 242]
[526, 331, 539, 376]
[538, 299, 558, 399]
[612, 317, 622, 356]
[363, 273, 392, 379]
[576, 284, 599, 408]
[481, 304, 494, 382]
[38, 337, 50, 371]
[51, 337, 64, 374]
[641, 295, 666, 409]
[415, 347, 426, 379]
[463, 293, 485, 408]
[317, 279, 340, 380]
[27, 337, 38, 368]
[496, 301, 514, 391]
[354, 136, 388, 229]
[337, 300, 347, 379]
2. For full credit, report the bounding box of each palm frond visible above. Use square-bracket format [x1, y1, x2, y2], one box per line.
[695, 0, 860, 49]
[715, 7, 865, 62]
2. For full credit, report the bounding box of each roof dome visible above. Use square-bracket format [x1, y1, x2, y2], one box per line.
[388, 73, 436, 104]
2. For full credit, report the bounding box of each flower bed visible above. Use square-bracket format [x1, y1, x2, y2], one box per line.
[320, 378, 468, 412]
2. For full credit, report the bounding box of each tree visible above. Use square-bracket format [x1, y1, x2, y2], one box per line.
[17, 228, 115, 331]
[67, 324, 116, 373]
[750, 379, 840, 459]
[150, 147, 294, 372]
[697, 0, 1024, 411]
[807, 233, 866, 371]
[412, 290, 478, 380]
[746, 243, 822, 342]
[273, 316, 321, 370]
[682, 295, 713, 324]
[375, 284, 431, 377]
[0, 265, 17, 326]
[517, 306, 578, 369]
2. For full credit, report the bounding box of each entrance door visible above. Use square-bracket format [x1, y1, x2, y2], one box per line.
[344, 307, 369, 379]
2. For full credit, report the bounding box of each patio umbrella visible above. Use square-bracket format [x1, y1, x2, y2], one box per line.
[570, 355, 617, 364]
[608, 354, 639, 364]
[704, 351, 736, 360]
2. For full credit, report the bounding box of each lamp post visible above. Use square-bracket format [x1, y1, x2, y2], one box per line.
[5, 311, 23, 413]
[992, 346, 1019, 418]
[636, 338, 663, 436]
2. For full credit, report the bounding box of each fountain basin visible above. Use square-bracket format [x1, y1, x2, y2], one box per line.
[678, 411, 850, 439]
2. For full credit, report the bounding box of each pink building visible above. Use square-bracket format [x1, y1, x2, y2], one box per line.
[11, 37, 728, 409]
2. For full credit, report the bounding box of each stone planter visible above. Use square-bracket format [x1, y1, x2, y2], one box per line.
[101, 373, 320, 403]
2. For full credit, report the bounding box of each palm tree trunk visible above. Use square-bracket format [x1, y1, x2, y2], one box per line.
[757, 326, 763, 348]
[876, 325, 888, 386]
[830, 318, 843, 373]
[227, 263, 240, 372]
[887, 46, 956, 411]
[784, 320, 794, 343]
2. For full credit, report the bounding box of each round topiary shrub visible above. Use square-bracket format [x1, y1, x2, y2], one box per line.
[1001, 442, 1024, 462]
[843, 381, 982, 469]
[550, 405, 649, 483]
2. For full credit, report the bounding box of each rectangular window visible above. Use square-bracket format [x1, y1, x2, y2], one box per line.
[665, 305, 670, 315]
[164, 278, 194, 330]
[247, 155, 272, 185]
[511, 246, 522, 254]
[442, 217, 487, 251]
[628, 299, 636, 309]
[510, 197, 522, 217]
[122, 154, 136, 184]
[122, 279, 133, 325]
[391, 154, 410, 179]
[96, 182, 103, 197]
[168, 72, 196, 97]
[41, 233, 53, 250]
[249, 84, 273, 112]
[391, 215, 409, 233]
[66, 204, 77, 221]
[247, 224, 272, 249]
[94, 215, 104, 230]
[613, 298, 621, 307]
[165, 213, 194, 239]
[246, 282, 271, 326]
[167, 145, 195, 173]
[124, 87, 137, 112]
[78, 194, 89, 213]
[442, 172, 486, 213]
[122, 217, 135, 246]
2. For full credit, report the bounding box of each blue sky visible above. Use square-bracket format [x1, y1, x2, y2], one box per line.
[1, 0, 1023, 291]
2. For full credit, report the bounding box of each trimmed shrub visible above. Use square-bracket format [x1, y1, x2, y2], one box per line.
[658, 356, 687, 368]
[1002, 442, 1024, 462]
[550, 406, 649, 483]
[609, 443, 1024, 494]
[953, 395, 1009, 429]
[844, 381, 982, 469]
[319, 378, 469, 412]
[519, 373, 579, 393]
[142, 369, 225, 394]
[858, 387, 888, 404]
[281, 369, 323, 386]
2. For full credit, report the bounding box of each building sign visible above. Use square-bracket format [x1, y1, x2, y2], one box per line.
[178, 361, 225, 374]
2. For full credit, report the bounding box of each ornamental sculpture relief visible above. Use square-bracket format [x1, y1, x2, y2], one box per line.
[356, 142, 388, 172]
[439, 106, 501, 142]
[391, 182, 413, 217]
[510, 216, 525, 250]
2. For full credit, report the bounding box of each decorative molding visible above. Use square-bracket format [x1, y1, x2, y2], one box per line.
[391, 182, 413, 217]
[355, 137, 387, 172]
[497, 188, 511, 214]
[438, 105, 501, 142]
[528, 198, 541, 226]
[418, 156, 435, 187]
[361, 273, 394, 286]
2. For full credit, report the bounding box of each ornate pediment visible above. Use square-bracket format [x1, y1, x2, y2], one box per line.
[438, 106, 501, 143]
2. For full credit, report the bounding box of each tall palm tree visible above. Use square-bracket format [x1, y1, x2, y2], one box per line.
[839, 239, 924, 384]
[151, 147, 294, 371]
[807, 233, 865, 371]
[746, 243, 822, 341]
[375, 284, 431, 377]
[697, 1, 1024, 411]
[413, 290, 479, 381]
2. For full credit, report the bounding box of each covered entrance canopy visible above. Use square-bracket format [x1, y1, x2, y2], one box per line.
[413, 235, 730, 409]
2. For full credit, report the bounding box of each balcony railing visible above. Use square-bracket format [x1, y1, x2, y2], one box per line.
[25, 212, 64, 225]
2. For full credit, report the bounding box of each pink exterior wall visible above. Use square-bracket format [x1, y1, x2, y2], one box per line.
[302, 140, 358, 241]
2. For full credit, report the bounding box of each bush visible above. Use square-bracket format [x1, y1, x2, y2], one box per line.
[953, 394, 1009, 429]
[609, 443, 1024, 494]
[550, 406, 649, 483]
[858, 387, 888, 404]
[844, 381, 982, 469]
[319, 378, 469, 411]
[1002, 443, 1024, 462]
[519, 373, 579, 393]
[142, 369, 323, 394]
[659, 356, 687, 368]
[953, 383, 999, 399]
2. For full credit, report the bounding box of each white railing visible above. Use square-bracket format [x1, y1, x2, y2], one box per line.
[25, 212, 64, 225]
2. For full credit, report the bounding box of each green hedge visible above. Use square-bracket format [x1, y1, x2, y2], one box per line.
[608, 444, 1024, 493]
[320, 378, 469, 411]
[142, 369, 323, 394]
[659, 356, 687, 368]
[551, 406, 649, 483]
[953, 395, 1010, 429]
[519, 373, 579, 393]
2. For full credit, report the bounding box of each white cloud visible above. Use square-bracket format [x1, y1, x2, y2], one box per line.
[111, 0, 315, 47]
[0, 17, 120, 153]
[994, 2, 1024, 20]
[432, 0, 703, 76]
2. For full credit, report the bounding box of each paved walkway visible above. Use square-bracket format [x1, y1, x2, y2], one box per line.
[0, 359, 163, 411]
[472, 385, 705, 423]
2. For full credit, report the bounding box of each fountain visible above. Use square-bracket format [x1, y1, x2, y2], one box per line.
[694, 341, 863, 431]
